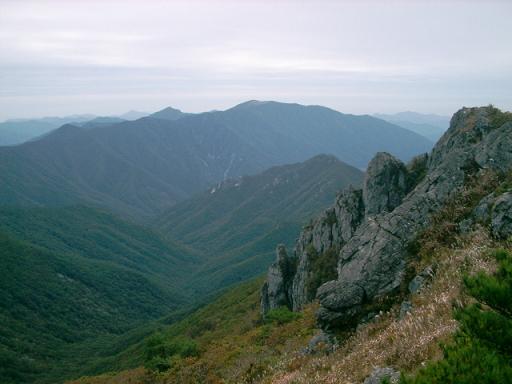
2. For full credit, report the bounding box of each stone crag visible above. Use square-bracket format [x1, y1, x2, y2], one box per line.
[261, 106, 512, 331]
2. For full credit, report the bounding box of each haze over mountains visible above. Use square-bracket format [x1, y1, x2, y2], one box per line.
[0, 111, 148, 146]
[0, 105, 447, 149]
[0, 101, 431, 220]
[374, 111, 450, 142]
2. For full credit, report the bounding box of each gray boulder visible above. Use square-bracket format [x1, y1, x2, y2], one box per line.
[408, 265, 434, 294]
[304, 330, 336, 355]
[363, 367, 400, 384]
[334, 187, 366, 244]
[399, 300, 413, 319]
[473, 193, 496, 223]
[491, 192, 512, 239]
[316, 280, 366, 329]
[288, 186, 365, 312]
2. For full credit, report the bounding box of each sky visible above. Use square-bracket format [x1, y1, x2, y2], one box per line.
[0, 0, 511, 120]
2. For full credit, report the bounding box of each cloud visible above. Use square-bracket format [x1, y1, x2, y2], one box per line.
[0, 0, 511, 119]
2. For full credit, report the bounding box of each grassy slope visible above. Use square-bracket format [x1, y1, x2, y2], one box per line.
[66, 231, 495, 384]
[68, 171, 512, 384]
[68, 278, 317, 384]
[0, 206, 201, 384]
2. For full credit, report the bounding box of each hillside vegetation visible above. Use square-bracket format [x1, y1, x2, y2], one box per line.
[0, 206, 201, 384]
[68, 278, 318, 384]
[0, 153, 360, 384]
[156, 155, 364, 292]
[67, 168, 512, 384]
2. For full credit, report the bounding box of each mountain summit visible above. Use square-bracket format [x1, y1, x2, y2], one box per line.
[150, 106, 188, 121]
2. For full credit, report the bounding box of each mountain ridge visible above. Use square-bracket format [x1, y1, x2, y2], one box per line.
[0, 101, 431, 220]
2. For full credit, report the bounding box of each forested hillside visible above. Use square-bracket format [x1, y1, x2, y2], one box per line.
[157, 155, 364, 292]
[0, 101, 430, 220]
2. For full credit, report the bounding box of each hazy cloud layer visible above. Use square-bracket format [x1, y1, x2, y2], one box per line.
[1, 0, 511, 119]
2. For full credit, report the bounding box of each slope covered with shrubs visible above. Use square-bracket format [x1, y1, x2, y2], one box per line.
[69, 278, 317, 384]
[68, 166, 512, 384]
[403, 248, 512, 384]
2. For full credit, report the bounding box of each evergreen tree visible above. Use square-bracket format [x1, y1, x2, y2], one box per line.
[403, 249, 512, 384]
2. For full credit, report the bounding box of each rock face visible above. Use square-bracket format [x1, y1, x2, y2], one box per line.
[462, 191, 512, 238]
[363, 152, 409, 216]
[290, 186, 365, 311]
[491, 192, 512, 239]
[261, 106, 512, 331]
[260, 245, 295, 315]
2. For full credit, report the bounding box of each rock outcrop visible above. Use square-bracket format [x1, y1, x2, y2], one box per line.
[363, 152, 409, 216]
[261, 106, 512, 332]
[461, 190, 512, 238]
[260, 245, 296, 315]
[290, 186, 365, 311]
[491, 192, 512, 239]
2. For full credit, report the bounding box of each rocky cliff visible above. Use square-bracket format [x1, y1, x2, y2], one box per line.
[261, 106, 512, 331]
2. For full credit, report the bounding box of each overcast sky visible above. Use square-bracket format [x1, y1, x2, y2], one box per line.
[0, 0, 511, 120]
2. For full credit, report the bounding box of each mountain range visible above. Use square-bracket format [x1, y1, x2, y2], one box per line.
[0, 112, 148, 146]
[0, 101, 431, 220]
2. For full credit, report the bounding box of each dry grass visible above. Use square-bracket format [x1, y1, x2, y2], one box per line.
[263, 229, 499, 384]
[67, 368, 147, 384]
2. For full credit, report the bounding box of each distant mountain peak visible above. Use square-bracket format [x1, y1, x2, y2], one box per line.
[229, 100, 272, 110]
[150, 106, 187, 121]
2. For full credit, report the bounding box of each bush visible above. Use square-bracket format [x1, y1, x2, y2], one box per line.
[404, 335, 512, 384]
[144, 333, 198, 372]
[403, 249, 512, 383]
[464, 248, 512, 316]
[265, 307, 301, 325]
[488, 105, 512, 130]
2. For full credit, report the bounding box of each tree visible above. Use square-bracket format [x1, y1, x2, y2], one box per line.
[403, 249, 512, 384]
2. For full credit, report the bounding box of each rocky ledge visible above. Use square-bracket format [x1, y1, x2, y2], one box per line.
[261, 106, 512, 331]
